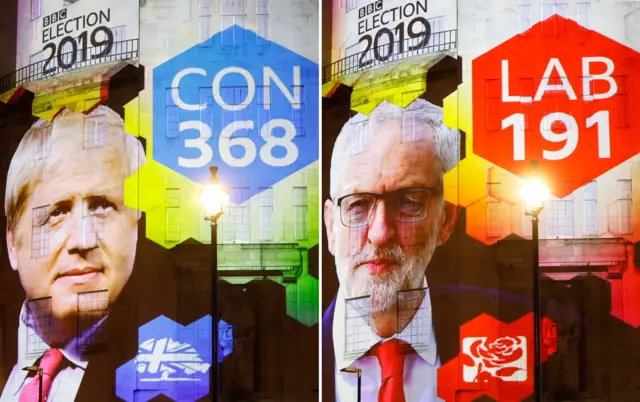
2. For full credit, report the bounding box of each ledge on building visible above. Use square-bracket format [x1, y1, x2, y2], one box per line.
[0, 38, 140, 95]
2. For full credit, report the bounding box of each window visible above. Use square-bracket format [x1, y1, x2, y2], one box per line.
[256, 0, 269, 43]
[293, 187, 308, 241]
[59, 37, 77, 69]
[485, 80, 501, 132]
[541, 0, 568, 20]
[199, 0, 212, 45]
[350, 119, 368, 155]
[166, 188, 180, 242]
[577, 0, 591, 29]
[259, 187, 274, 241]
[77, 290, 108, 352]
[345, 43, 359, 58]
[31, 0, 43, 20]
[402, 102, 429, 143]
[519, 0, 532, 33]
[345, 43, 359, 73]
[221, 0, 247, 46]
[397, 289, 431, 350]
[34, 125, 52, 160]
[427, 16, 444, 51]
[82, 197, 106, 249]
[291, 85, 305, 136]
[32, 206, 50, 258]
[110, 26, 127, 56]
[346, 0, 357, 11]
[199, 87, 214, 120]
[25, 297, 51, 356]
[225, 188, 250, 242]
[582, 181, 597, 236]
[618, 179, 632, 235]
[546, 194, 574, 238]
[84, 113, 106, 149]
[257, 85, 271, 128]
[166, 89, 180, 138]
[487, 183, 502, 238]
[221, 86, 249, 132]
[27, 52, 47, 83]
[344, 296, 371, 358]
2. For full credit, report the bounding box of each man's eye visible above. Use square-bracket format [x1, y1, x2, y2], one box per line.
[50, 205, 70, 219]
[90, 198, 117, 214]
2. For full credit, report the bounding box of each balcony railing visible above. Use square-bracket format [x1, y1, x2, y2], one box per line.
[322, 29, 457, 83]
[173, 242, 304, 279]
[0, 38, 139, 94]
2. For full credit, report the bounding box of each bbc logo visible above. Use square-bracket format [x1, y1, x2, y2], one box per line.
[359, 0, 383, 18]
[43, 9, 68, 28]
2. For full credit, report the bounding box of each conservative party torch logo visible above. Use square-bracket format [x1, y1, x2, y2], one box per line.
[116, 315, 234, 401]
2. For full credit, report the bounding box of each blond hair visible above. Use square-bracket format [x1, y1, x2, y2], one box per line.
[4, 105, 146, 231]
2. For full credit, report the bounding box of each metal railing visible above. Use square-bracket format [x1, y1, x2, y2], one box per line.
[322, 29, 457, 83]
[0, 38, 139, 94]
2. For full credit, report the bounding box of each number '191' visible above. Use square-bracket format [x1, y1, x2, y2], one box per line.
[502, 111, 611, 161]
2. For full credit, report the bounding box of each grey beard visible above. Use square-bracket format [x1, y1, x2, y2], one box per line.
[341, 240, 435, 313]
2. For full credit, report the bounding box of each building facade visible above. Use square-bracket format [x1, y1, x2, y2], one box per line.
[0, 0, 319, 401]
[322, 0, 640, 401]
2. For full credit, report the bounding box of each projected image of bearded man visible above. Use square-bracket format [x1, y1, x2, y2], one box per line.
[323, 99, 460, 402]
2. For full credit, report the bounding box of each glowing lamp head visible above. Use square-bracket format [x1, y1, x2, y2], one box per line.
[199, 167, 229, 220]
[340, 366, 362, 377]
[519, 177, 551, 216]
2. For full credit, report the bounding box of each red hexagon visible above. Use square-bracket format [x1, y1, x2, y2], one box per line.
[437, 313, 558, 402]
[472, 15, 640, 198]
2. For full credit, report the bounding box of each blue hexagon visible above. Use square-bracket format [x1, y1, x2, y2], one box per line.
[153, 26, 319, 204]
[116, 315, 233, 402]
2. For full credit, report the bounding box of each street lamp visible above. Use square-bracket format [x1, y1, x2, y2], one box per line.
[520, 176, 550, 402]
[22, 366, 43, 401]
[199, 166, 228, 402]
[340, 367, 362, 402]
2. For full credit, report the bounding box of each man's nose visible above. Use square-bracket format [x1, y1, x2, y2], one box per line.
[66, 209, 98, 254]
[367, 200, 396, 246]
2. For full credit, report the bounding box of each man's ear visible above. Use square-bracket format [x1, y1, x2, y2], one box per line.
[6, 227, 18, 271]
[436, 202, 459, 246]
[324, 199, 336, 256]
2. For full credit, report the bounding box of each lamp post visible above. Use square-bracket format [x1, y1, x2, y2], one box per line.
[22, 366, 43, 401]
[340, 367, 362, 402]
[199, 166, 229, 402]
[520, 177, 550, 402]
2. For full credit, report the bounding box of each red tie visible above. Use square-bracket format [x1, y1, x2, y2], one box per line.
[371, 339, 407, 402]
[19, 349, 64, 402]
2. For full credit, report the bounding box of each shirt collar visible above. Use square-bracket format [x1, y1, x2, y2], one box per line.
[18, 301, 105, 370]
[332, 277, 438, 370]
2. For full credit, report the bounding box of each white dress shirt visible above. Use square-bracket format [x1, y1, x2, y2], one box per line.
[0, 303, 105, 402]
[333, 279, 444, 402]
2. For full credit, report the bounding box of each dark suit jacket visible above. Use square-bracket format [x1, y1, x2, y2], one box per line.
[322, 277, 640, 402]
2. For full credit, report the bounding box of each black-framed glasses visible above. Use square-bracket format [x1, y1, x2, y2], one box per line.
[335, 187, 442, 228]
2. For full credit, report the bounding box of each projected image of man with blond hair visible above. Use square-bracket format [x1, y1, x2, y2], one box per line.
[1, 105, 145, 402]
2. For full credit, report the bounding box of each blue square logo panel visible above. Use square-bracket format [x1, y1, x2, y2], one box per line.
[116, 315, 233, 402]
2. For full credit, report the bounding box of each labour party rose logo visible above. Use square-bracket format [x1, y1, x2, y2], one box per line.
[437, 313, 558, 402]
[462, 335, 527, 382]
